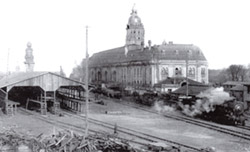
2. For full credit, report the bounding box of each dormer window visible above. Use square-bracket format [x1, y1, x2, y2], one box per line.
[197, 50, 201, 55]
[187, 50, 192, 55]
[126, 25, 130, 30]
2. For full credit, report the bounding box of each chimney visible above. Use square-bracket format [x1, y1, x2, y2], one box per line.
[141, 41, 144, 51]
[169, 41, 173, 45]
[148, 40, 152, 50]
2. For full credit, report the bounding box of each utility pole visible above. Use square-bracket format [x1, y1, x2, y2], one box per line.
[186, 50, 189, 96]
[84, 26, 89, 138]
[6, 48, 10, 100]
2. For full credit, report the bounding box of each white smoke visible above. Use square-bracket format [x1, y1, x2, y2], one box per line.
[181, 87, 234, 117]
[153, 100, 175, 113]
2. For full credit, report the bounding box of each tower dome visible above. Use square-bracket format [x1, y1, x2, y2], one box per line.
[126, 6, 145, 50]
[128, 8, 142, 25]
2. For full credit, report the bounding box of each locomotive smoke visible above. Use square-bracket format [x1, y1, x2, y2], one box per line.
[181, 87, 234, 117]
[153, 100, 175, 113]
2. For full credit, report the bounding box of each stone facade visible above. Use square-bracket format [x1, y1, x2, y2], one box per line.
[89, 8, 209, 91]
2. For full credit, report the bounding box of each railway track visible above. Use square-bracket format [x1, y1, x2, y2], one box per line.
[112, 99, 250, 141]
[60, 109, 200, 152]
[238, 125, 250, 130]
[18, 108, 200, 152]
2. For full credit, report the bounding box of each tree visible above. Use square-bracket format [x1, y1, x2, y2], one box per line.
[227, 64, 247, 81]
[60, 66, 66, 77]
[69, 59, 86, 82]
[209, 69, 228, 85]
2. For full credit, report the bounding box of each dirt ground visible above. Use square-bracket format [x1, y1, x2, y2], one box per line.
[1, 97, 250, 152]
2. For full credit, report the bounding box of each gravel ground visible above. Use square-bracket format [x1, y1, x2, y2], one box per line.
[87, 97, 250, 152]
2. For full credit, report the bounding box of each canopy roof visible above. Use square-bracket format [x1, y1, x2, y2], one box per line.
[0, 72, 86, 92]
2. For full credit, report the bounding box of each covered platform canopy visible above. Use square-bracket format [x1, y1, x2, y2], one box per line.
[0, 71, 91, 114]
[0, 71, 87, 92]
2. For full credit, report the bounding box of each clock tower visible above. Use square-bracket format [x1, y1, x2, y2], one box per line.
[126, 6, 145, 50]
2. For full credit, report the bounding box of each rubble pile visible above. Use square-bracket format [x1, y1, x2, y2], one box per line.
[0, 129, 137, 152]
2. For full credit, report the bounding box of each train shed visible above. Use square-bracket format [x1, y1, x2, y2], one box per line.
[0, 71, 88, 115]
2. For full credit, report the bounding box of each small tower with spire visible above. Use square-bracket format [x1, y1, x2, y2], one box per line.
[24, 42, 35, 72]
[126, 4, 145, 51]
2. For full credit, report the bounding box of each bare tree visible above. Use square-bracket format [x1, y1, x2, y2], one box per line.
[227, 64, 247, 81]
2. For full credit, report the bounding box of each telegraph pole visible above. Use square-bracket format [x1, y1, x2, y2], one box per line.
[186, 50, 189, 96]
[6, 48, 10, 100]
[84, 26, 89, 137]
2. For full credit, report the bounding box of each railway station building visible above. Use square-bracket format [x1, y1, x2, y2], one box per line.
[89, 7, 209, 93]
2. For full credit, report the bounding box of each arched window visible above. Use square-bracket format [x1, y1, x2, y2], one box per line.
[201, 68, 206, 77]
[188, 67, 195, 77]
[97, 71, 101, 81]
[113, 71, 116, 82]
[161, 67, 169, 80]
[104, 71, 108, 82]
[91, 71, 95, 82]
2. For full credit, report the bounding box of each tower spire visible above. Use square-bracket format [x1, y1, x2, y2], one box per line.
[132, 3, 136, 13]
[24, 42, 35, 72]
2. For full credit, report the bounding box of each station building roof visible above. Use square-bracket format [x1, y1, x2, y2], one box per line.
[89, 43, 207, 67]
[223, 81, 244, 86]
[223, 81, 250, 87]
[230, 84, 244, 91]
[172, 85, 211, 96]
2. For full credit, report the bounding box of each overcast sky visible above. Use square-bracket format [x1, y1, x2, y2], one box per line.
[0, 0, 250, 76]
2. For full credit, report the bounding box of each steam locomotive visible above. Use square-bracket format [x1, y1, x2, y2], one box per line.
[199, 98, 246, 126]
[178, 96, 247, 126]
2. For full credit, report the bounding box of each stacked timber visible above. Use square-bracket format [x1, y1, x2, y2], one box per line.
[0, 129, 215, 152]
[0, 129, 137, 152]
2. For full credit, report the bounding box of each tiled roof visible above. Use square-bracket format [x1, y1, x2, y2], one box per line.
[230, 84, 244, 91]
[222, 81, 250, 86]
[223, 81, 242, 85]
[172, 85, 211, 96]
[89, 43, 207, 67]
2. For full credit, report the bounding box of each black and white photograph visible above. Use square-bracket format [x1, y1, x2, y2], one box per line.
[0, 0, 250, 151]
